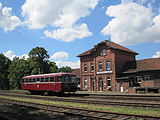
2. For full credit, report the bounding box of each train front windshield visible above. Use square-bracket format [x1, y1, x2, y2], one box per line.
[60, 75, 76, 83]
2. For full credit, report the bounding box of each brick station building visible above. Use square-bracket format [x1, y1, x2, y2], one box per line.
[77, 40, 160, 93]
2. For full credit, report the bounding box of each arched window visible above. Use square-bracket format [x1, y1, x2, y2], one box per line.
[98, 61, 103, 71]
[101, 49, 106, 56]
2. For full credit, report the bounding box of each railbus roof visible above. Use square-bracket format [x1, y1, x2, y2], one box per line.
[22, 73, 72, 79]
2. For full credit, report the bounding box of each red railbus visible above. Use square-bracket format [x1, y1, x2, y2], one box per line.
[21, 73, 77, 94]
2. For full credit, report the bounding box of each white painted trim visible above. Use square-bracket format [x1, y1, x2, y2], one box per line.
[97, 71, 113, 74]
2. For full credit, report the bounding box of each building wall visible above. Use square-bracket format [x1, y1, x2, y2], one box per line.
[115, 50, 136, 76]
[94, 46, 116, 91]
[80, 44, 137, 92]
[139, 71, 160, 87]
[80, 55, 94, 90]
[79, 42, 160, 93]
[117, 71, 160, 93]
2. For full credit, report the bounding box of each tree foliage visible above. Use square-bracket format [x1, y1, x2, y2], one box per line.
[59, 66, 72, 73]
[49, 62, 58, 73]
[8, 57, 30, 89]
[28, 47, 50, 74]
[0, 47, 73, 90]
[0, 54, 11, 89]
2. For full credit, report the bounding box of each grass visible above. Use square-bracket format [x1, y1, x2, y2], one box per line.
[0, 95, 160, 117]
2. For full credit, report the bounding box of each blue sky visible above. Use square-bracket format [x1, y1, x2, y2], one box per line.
[0, 0, 160, 68]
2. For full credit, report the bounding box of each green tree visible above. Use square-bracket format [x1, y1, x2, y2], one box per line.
[59, 66, 72, 73]
[0, 54, 11, 89]
[28, 47, 50, 74]
[49, 62, 58, 73]
[8, 57, 31, 89]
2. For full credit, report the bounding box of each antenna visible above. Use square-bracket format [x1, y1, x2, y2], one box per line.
[107, 24, 111, 48]
[108, 24, 111, 42]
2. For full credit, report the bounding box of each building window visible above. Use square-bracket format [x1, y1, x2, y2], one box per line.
[134, 76, 142, 83]
[98, 61, 103, 71]
[84, 64, 87, 72]
[106, 61, 111, 70]
[90, 63, 94, 72]
[144, 75, 150, 81]
[106, 77, 111, 87]
[84, 79, 88, 88]
[101, 49, 106, 56]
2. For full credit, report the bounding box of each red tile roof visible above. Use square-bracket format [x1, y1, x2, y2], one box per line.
[123, 57, 160, 73]
[77, 40, 138, 57]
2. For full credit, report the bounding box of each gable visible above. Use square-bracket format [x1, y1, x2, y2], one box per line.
[77, 40, 138, 57]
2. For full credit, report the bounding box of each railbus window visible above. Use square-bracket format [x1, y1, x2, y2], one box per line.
[50, 77, 54, 82]
[45, 77, 49, 82]
[60, 76, 65, 82]
[22, 79, 25, 83]
[68, 76, 72, 82]
[33, 78, 36, 82]
[65, 76, 69, 82]
[26, 79, 29, 83]
[40, 78, 44, 82]
[37, 78, 40, 82]
[64, 76, 71, 83]
[71, 76, 76, 83]
[29, 79, 32, 82]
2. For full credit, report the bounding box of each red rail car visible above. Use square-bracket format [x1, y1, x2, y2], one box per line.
[21, 73, 77, 94]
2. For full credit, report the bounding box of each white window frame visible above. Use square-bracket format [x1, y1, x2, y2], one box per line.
[84, 64, 87, 73]
[84, 79, 88, 88]
[98, 61, 103, 71]
[106, 61, 111, 71]
[106, 77, 111, 87]
[134, 76, 142, 83]
[90, 63, 94, 72]
[144, 75, 150, 81]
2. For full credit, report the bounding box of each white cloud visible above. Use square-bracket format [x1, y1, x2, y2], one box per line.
[152, 51, 160, 58]
[4, 50, 28, 60]
[55, 60, 80, 69]
[50, 51, 69, 60]
[101, 2, 160, 45]
[22, 0, 98, 41]
[0, 2, 21, 31]
[44, 24, 92, 42]
[22, 0, 98, 28]
[18, 54, 29, 60]
[4, 50, 16, 60]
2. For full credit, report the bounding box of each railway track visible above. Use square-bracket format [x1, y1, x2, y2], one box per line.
[0, 113, 19, 120]
[1, 92, 160, 108]
[85, 95, 160, 101]
[0, 97, 160, 120]
[1, 90, 160, 101]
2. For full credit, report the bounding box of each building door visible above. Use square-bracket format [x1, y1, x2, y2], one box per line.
[98, 77, 103, 91]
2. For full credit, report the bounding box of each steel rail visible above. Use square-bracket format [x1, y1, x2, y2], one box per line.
[1, 90, 160, 97]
